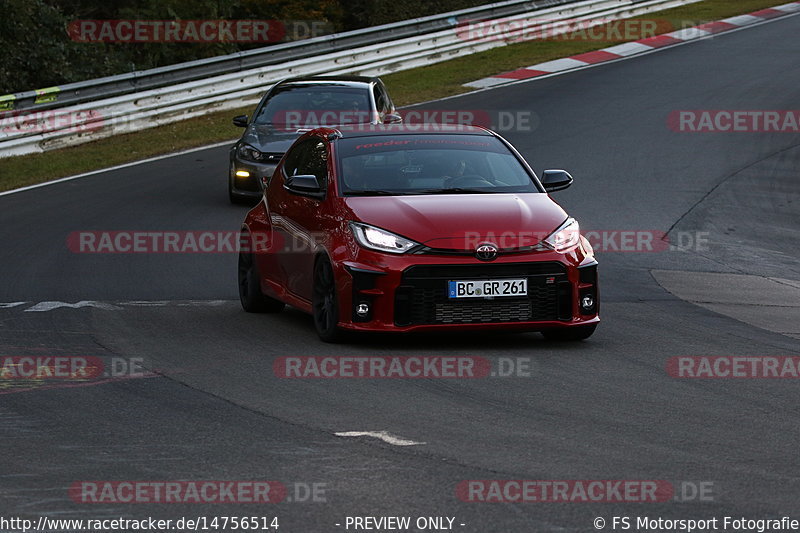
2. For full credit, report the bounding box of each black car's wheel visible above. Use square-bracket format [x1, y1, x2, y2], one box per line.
[541, 324, 597, 341]
[229, 184, 243, 205]
[238, 246, 284, 313]
[312, 257, 343, 343]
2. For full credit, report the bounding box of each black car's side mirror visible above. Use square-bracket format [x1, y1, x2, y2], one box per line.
[285, 174, 323, 197]
[383, 112, 403, 124]
[233, 115, 249, 127]
[541, 169, 573, 192]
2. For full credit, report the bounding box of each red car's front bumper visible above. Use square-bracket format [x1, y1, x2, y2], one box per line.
[332, 242, 599, 333]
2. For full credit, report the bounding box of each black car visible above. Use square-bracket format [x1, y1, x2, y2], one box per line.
[228, 75, 401, 203]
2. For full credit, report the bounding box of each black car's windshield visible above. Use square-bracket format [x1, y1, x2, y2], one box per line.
[254, 85, 373, 127]
[336, 134, 540, 196]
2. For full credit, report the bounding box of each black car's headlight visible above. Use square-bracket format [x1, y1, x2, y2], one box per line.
[350, 222, 419, 254]
[238, 144, 268, 163]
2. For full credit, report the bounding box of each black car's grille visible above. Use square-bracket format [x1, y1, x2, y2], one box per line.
[394, 262, 572, 326]
[261, 152, 284, 162]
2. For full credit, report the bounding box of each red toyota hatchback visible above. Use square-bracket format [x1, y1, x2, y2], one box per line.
[238, 125, 599, 342]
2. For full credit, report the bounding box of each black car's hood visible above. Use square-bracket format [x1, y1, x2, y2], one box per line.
[239, 124, 305, 153]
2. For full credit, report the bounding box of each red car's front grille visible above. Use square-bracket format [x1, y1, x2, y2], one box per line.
[433, 296, 533, 324]
[394, 262, 571, 326]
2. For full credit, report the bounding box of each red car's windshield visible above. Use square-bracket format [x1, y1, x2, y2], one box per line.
[336, 134, 539, 196]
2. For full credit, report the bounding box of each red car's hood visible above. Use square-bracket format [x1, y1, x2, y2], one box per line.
[344, 193, 568, 250]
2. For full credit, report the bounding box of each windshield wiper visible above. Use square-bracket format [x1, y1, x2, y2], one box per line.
[347, 188, 491, 197]
[346, 190, 404, 196]
[413, 188, 489, 195]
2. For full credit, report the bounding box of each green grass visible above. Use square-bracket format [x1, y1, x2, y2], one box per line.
[0, 109, 251, 191]
[0, 0, 785, 191]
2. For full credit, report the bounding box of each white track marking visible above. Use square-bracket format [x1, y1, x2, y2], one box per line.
[117, 300, 172, 307]
[175, 300, 228, 307]
[774, 2, 800, 11]
[665, 27, 711, 41]
[24, 301, 122, 312]
[0, 300, 236, 312]
[524, 57, 586, 72]
[463, 77, 509, 89]
[334, 431, 426, 446]
[721, 14, 765, 26]
[601, 41, 654, 56]
[0, 302, 27, 309]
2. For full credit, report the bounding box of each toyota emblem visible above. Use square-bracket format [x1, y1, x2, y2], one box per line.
[475, 243, 498, 261]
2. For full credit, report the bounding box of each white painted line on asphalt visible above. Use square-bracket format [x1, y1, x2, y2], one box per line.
[1, 300, 237, 312]
[0, 139, 236, 198]
[118, 300, 171, 307]
[24, 301, 123, 312]
[175, 300, 229, 307]
[334, 431, 426, 446]
[774, 2, 800, 12]
[0, 302, 27, 309]
[463, 77, 513, 89]
[721, 14, 764, 26]
[665, 27, 712, 41]
[601, 42, 654, 56]
[525, 57, 586, 72]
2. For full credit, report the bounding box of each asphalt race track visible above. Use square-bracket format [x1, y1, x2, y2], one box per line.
[2, 14, 799, 532]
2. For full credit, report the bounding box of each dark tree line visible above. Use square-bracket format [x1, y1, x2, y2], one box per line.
[0, 0, 487, 94]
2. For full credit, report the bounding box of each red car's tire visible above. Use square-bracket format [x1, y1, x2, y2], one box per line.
[312, 257, 344, 343]
[238, 248, 285, 313]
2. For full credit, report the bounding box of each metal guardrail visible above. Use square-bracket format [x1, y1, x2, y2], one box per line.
[0, 0, 702, 157]
[1, 0, 577, 114]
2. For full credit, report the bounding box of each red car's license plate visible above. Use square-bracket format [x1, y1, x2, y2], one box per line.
[448, 279, 528, 299]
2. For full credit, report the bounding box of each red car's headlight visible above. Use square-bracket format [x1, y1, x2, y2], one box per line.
[350, 222, 419, 254]
[543, 217, 580, 252]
